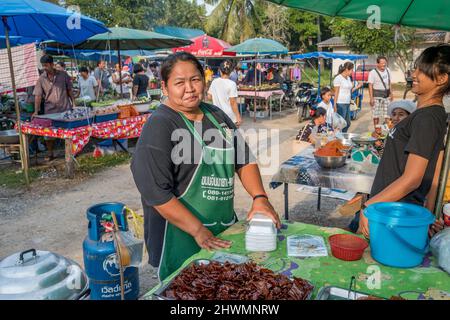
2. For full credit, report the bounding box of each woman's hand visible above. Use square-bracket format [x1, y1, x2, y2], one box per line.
[370, 97, 375, 107]
[358, 210, 370, 239]
[193, 226, 232, 251]
[235, 114, 242, 128]
[429, 218, 445, 238]
[247, 197, 281, 229]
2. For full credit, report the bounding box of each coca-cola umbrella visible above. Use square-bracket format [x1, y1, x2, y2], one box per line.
[172, 35, 236, 58]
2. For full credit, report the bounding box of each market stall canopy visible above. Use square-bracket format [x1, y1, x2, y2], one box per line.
[172, 35, 236, 57]
[44, 47, 157, 62]
[62, 27, 192, 51]
[225, 38, 288, 55]
[0, 36, 39, 48]
[266, 0, 450, 32]
[0, 0, 109, 45]
[241, 58, 298, 64]
[292, 52, 368, 60]
[153, 26, 205, 40]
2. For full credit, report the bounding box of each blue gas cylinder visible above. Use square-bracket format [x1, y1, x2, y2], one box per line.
[83, 202, 139, 300]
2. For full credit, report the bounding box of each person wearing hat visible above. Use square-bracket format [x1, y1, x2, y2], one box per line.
[387, 99, 417, 127]
[296, 107, 328, 143]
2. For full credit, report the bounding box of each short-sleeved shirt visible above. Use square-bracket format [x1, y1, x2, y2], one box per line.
[368, 68, 391, 91]
[33, 70, 73, 114]
[208, 78, 239, 122]
[133, 74, 149, 97]
[370, 105, 447, 205]
[333, 75, 353, 104]
[296, 121, 328, 142]
[130, 103, 254, 266]
[78, 75, 98, 101]
[94, 67, 110, 90]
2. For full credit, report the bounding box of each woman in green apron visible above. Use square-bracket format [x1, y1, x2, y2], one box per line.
[131, 52, 281, 281]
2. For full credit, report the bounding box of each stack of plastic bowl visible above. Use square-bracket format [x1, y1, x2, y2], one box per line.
[245, 213, 277, 252]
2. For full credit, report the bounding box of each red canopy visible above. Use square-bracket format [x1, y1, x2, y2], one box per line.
[172, 35, 236, 57]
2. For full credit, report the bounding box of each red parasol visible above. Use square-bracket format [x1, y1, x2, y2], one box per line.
[172, 35, 236, 57]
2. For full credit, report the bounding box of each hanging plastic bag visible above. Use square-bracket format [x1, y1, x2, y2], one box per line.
[115, 230, 144, 268]
[430, 228, 450, 274]
[331, 113, 347, 131]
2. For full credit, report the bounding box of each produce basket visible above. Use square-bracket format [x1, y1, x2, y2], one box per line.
[328, 234, 368, 261]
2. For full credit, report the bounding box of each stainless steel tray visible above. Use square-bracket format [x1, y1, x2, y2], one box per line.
[153, 259, 315, 301]
[316, 286, 386, 300]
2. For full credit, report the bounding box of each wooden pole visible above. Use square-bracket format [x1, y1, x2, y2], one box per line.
[2, 16, 30, 188]
[254, 55, 257, 122]
[434, 116, 450, 218]
[117, 40, 123, 99]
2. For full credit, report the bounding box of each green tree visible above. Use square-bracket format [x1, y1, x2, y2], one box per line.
[330, 19, 418, 74]
[156, 0, 206, 30]
[204, 0, 263, 44]
[259, 3, 289, 46]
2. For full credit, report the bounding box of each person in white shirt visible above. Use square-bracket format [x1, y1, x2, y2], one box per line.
[77, 66, 98, 101]
[368, 56, 394, 128]
[333, 62, 363, 132]
[112, 64, 132, 98]
[317, 86, 334, 127]
[207, 60, 242, 127]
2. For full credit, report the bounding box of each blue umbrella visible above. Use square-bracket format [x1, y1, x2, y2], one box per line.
[1, 0, 108, 186]
[1, 0, 109, 45]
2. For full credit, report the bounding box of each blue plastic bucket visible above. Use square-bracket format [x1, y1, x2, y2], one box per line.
[365, 202, 435, 268]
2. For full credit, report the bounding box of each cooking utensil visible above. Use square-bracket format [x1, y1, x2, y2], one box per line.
[314, 154, 347, 169]
[336, 133, 360, 147]
[0, 249, 89, 300]
[351, 136, 377, 146]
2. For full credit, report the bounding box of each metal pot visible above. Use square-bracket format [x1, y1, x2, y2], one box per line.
[314, 154, 347, 169]
[0, 249, 89, 300]
[336, 133, 360, 147]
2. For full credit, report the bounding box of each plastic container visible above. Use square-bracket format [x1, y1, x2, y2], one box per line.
[329, 234, 368, 261]
[94, 113, 118, 123]
[245, 214, 277, 252]
[365, 202, 435, 268]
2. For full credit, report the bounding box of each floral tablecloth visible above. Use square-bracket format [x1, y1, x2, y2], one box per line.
[20, 114, 151, 155]
[145, 221, 450, 300]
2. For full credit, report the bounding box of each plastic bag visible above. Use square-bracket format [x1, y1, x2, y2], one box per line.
[331, 113, 347, 131]
[430, 228, 450, 274]
[115, 230, 144, 268]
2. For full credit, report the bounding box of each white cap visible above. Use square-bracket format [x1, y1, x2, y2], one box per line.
[388, 100, 417, 116]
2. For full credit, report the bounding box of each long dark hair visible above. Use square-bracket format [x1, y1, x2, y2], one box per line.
[160, 52, 205, 83]
[338, 62, 354, 75]
[414, 44, 450, 97]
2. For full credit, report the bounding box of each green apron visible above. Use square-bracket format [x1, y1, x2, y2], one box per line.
[158, 104, 236, 280]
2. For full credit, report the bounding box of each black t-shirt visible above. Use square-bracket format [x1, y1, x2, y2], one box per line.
[370, 105, 447, 205]
[133, 74, 149, 97]
[131, 103, 254, 266]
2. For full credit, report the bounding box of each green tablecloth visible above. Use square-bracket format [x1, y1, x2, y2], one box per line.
[145, 221, 450, 300]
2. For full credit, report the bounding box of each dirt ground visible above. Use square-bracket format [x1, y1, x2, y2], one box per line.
[0, 99, 376, 296]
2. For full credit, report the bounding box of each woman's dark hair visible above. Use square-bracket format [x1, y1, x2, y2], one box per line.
[414, 44, 450, 96]
[79, 66, 89, 74]
[160, 52, 205, 83]
[320, 86, 332, 98]
[57, 61, 65, 69]
[219, 60, 233, 76]
[133, 63, 144, 74]
[338, 62, 354, 74]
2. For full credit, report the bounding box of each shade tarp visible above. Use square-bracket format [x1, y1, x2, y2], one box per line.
[51, 27, 192, 51]
[267, 0, 450, 32]
[292, 52, 368, 60]
[172, 35, 236, 57]
[226, 38, 288, 55]
[0, 0, 108, 45]
[240, 58, 298, 64]
[153, 26, 205, 40]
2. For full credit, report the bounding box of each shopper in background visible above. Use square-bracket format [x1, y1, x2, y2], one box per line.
[94, 60, 110, 95]
[208, 60, 241, 127]
[132, 63, 150, 100]
[77, 66, 98, 101]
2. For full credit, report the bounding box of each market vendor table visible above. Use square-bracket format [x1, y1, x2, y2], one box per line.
[20, 113, 151, 178]
[238, 90, 284, 120]
[145, 221, 450, 300]
[271, 146, 376, 219]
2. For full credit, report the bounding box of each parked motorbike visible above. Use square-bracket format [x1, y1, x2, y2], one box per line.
[295, 83, 318, 123]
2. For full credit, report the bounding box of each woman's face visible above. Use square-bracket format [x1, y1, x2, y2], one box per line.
[322, 91, 332, 103]
[411, 68, 448, 96]
[391, 108, 410, 126]
[162, 61, 205, 112]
